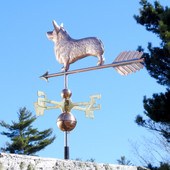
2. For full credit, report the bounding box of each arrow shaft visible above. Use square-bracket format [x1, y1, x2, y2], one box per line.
[41, 58, 144, 79]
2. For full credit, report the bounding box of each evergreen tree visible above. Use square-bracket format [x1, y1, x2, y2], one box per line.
[117, 156, 132, 165]
[134, 0, 170, 142]
[148, 162, 170, 170]
[0, 107, 56, 155]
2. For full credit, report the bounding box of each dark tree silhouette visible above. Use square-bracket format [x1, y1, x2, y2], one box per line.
[134, 0, 170, 142]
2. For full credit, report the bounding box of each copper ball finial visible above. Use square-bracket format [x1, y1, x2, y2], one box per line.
[57, 111, 77, 131]
[61, 89, 72, 99]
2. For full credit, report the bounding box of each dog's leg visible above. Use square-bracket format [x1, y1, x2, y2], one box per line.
[97, 55, 105, 66]
[101, 54, 105, 65]
[62, 58, 70, 72]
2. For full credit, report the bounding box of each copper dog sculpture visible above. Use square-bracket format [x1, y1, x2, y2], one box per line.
[47, 20, 105, 72]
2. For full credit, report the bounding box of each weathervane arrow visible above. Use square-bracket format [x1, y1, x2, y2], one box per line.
[40, 51, 144, 81]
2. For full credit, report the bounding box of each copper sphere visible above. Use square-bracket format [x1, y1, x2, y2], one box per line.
[57, 112, 77, 131]
[61, 89, 72, 99]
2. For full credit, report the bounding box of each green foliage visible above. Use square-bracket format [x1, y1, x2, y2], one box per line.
[134, 0, 170, 86]
[158, 163, 170, 170]
[75, 158, 82, 161]
[134, 0, 170, 142]
[117, 156, 132, 165]
[148, 162, 170, 170]
[0, 107, 56, 155]
[86, 158, 95, 162]
[136, 89, 170, 141]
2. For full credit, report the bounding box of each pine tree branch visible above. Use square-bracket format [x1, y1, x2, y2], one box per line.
[0, 107, 56, 155]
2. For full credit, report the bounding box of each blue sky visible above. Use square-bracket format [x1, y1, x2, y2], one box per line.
[0, 0, 169, 166]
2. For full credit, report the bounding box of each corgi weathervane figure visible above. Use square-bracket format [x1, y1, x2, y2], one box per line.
[35, 20, 145, 160]
[47, 20, 105, 72]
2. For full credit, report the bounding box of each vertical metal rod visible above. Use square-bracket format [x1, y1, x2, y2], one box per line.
[64, 72, 69, 159]
[64, 73, 68, 89]
[64, 131, 69, 159]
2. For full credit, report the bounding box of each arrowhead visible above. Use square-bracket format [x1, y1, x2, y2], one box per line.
[39, 71, 49, 82]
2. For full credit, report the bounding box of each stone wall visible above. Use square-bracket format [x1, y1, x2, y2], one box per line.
[0, 153, 147, 170]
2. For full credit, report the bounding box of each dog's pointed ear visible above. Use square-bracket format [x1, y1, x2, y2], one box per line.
[60, 23, 64, 28]
[53, 20, 60, 32]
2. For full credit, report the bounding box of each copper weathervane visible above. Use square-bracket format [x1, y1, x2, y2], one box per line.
[34, 20, 144, 160]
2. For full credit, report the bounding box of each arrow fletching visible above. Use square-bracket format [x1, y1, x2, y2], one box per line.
[113, 51, 144, 75]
